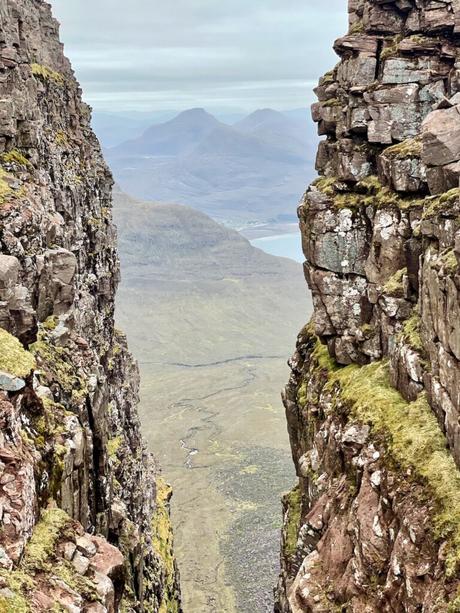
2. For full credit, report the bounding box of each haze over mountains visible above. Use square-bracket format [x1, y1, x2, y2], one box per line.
[105, 108, 317, 227]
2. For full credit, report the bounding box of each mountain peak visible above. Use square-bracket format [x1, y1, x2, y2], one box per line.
[170, 107, 220, 126]
[235, 108, 290, 131]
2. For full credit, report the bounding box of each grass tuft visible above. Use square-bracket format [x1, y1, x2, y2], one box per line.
[31, 63, 65, 85]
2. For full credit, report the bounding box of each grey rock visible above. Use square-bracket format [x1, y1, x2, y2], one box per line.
[0, 371, 25, 392]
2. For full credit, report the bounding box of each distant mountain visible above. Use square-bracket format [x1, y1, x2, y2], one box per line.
[92, 111, 180, 148]
[110, 108, 223, 157]
[106, 108, 318, 226]
[233, 109, 310, 160]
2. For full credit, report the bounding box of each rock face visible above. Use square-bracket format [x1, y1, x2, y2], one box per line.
[276, 1, 460, 611]
[0, 1, 181, 612]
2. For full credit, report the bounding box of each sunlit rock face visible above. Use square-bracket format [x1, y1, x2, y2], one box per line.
[276, 1, 460, 611]
[0, 1, 181, 611]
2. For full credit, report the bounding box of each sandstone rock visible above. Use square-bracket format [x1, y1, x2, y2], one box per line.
[422, 105, 460, 167]
[277, 1, 460, 610]
[0, 0, 181, 610]
[76, 535, 97, 558]
[71, 551, 90, 575]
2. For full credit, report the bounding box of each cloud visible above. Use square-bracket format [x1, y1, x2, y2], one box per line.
[51, 0, 347, 112]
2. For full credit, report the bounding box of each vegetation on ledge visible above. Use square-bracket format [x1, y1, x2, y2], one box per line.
[312, 175, 424, 211]
[283, 485, 301, 558]
[31, 63, 65, 86]
[309, 340, 460, 578]
[383, 267, 407, 296]
[0, 150, 31, 168]
[0, 508, 101, 612]
[152, 477, 180, 613]
[383, 137, 422, 160]
[398, 311, 424, 354]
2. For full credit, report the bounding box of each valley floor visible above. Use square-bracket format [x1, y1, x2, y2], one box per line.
[138, 359, 294, 612]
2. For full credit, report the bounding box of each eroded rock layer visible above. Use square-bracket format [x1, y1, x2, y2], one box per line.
[0, 1, 181, 611]
[277, 1, 460, 611]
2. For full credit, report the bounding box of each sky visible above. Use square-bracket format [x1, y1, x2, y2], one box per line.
[51, 0, 347, 114]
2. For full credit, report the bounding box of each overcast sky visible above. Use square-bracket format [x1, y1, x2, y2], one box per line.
[51, 0, 347, 114]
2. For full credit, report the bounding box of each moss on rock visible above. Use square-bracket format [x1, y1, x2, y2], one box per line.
[0, 329, 36, 378]
[398, 312, 424, 354]
[31, 63, 65, 86]
[383, 267, 407, 296]
[0, 149, 31, 169]
[152, 478, 180, 613]
[312, 344, 460, 577]
[384, 138, 422, 160]
[283, 485, 301, 558]
[312, 175, 424, 211]
[22, 508, 69, 570]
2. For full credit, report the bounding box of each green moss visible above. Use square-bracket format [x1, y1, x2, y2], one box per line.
[422, 188, 460, 220]
[152, 478, 180, 612]
[312, 341, 340, 373]
[322, 98, 341, 108]
[313, 176, 342, 197]
[297, 382, 308, 408]
[0, 170, 13, 205]
[383, 267, 407, 296]
[440, 249, 458, 274]
[49, 444, 67, 499]
[449, 592, 460, 612]
[54, 131, 69, 147]
[384, 138, 422, 160]
[284, 485, 301, 557]
[0, 150, 31, 168]
[0, 509, 101, 610]
[324, 357, 460, 577]
[31, 333, 87, 398]
[380, 35, 404, 61]
[0, 594, 29, 613]
[22, 508, 69, 570]
[359, 323, 374, 337]
[320, 70, 335, 85]
[0, 329, 36, 378]
[313, 175, 424, 211]
[41, 316, 58, 331]
[107, 435, 122, 460]
[31, 63, 65, 85]
[54, 563, 100, 602]
[349, 19, 364, 34]
[0, 570, 34, 613]
[398, 312, 424, 353]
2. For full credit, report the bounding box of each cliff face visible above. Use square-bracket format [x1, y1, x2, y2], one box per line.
[277, 1, 460, 611]
[0, 1, 181, 611]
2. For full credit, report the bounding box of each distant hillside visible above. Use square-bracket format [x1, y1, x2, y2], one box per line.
[106, 108, 318, 226]
[111, 108, 222, 157]
[113, 187, 311, 363]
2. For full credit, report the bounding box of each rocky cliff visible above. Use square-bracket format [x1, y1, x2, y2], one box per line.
[0, 1, 181, 611]
[276, 1, 460, 611]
